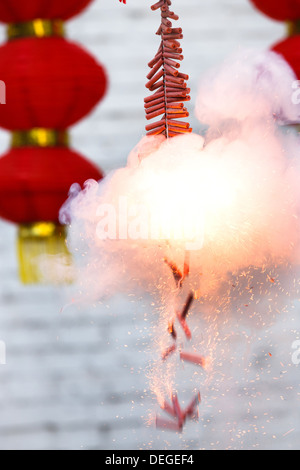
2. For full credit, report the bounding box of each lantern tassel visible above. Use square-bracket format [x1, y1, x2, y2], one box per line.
[17, 222, 72, 284]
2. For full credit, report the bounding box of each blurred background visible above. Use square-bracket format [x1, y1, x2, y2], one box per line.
[0, 0, 299, 450]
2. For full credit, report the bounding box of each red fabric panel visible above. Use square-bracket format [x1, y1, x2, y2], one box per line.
[250, 0, 300, 21]
[0, 147, 103, 223]
[0, 0, 93, 23]
[0, 37, 108, 130]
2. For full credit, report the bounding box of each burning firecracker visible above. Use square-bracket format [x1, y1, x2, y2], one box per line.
[60, 0, 300, 438]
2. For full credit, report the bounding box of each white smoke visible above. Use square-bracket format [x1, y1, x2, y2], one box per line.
[59, 50, 300, 312]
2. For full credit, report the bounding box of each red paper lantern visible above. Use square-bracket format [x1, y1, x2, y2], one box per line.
[272, 35, 300, 78]
[0, 2, 108, 284]
[0, 37, 108, 130]
[250, 0, 300, 21]
[0, 0, 94, 23]
[0, 147, 103, 224]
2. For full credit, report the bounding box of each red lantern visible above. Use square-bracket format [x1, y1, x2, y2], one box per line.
[0, 0, 108, 283]
[272, 35, 300, 78]
[0, 143, 104, 284]
[250, 0, 300, 21]
[0, 146, 103, 224]
[0, 37, 107, 131]
[0, 0, 94, 23]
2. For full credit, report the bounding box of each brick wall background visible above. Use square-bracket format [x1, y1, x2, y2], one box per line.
[0, 0, 299, 450]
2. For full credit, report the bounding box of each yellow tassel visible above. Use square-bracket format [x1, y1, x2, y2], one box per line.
[17, 222, 73, 285]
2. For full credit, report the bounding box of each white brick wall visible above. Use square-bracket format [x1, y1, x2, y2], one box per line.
[0, 0, 299, 450]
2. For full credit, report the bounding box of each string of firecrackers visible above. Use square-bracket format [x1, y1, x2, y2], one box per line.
[140, 0, 201, 432]
[155, 253, 207, 432]
[121, 0, 198, 434]
[119, 0, 202, 431]
[145, 0, 192, 137]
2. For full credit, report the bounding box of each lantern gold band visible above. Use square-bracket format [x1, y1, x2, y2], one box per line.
[11, 129, 69, 148]
[18, 222, 66, 239]
[286, 20, 300, 37]
[7, 19, 65, 41]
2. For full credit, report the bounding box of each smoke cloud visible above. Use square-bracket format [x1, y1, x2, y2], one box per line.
[60, 50, 300, 314]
